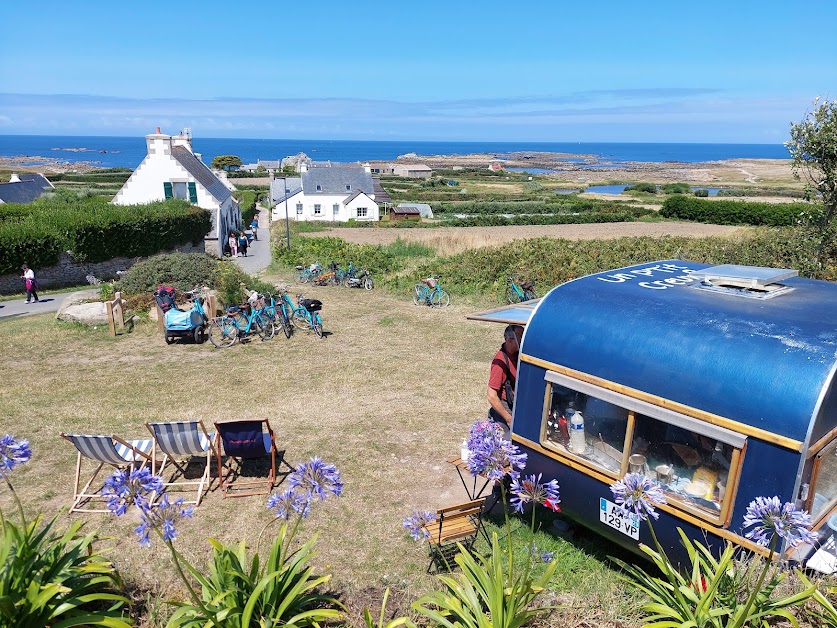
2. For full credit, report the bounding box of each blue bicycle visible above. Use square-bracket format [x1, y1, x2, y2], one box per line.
[254, 292, 292, 339]
[506, 275, 538, 303]
[280, 291, 324, 338]
[208, 301, 274, 348]
[413, 277, 450, 308]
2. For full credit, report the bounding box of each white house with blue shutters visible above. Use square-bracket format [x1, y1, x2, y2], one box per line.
[112, 128, 241, 257]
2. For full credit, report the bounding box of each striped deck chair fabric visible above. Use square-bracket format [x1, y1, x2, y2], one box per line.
[146, 421, 215, 505]
[60, 433, 153, 513]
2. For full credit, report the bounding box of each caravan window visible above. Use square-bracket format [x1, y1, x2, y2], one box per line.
[543, 382, 630, 475]
[809, 440, 837, 521]
[631, 413, 733, 517]
[542, 370, 746, 524]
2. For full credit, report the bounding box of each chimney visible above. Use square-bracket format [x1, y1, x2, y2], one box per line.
[300, 162, 308, 173]
[362, 162, 371, 174]
[171, 128, 193, 152]
[146, 128, 171, 156]
[9, 173, 21, 183]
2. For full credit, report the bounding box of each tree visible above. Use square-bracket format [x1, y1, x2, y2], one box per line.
[786, 98, 837, 275]
[211, 155, 243, 172]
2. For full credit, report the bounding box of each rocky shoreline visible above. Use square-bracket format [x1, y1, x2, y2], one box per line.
[1, 149, 798, 188]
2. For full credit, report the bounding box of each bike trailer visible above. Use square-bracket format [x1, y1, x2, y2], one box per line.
[301, 298, 322, 312]
[164, 308, 203, 331]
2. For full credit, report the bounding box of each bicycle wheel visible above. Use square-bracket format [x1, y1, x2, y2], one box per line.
[412, 284, 424, 305]
[255, 315, 275, 341]
[209, 318, 238, 348]
[505, 285, 521, 304]
[296, 270, 309, 284]
[278, 310, 293, 338]
[292, 310, 311, 330]
[431, 289, 450, 308]
[523, 288, 538, 301]
[313, 315, 323, 338]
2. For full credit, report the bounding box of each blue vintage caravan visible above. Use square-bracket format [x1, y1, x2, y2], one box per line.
[469, 260, 837, 563]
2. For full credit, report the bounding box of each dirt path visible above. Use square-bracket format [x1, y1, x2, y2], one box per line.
[303, 222, 747, 256]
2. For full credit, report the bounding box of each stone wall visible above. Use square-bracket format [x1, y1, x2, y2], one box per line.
[0, 241, 205, 294]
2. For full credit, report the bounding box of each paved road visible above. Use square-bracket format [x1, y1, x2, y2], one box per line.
[232, 206, 272, 275]
[0, 292, 72, 320]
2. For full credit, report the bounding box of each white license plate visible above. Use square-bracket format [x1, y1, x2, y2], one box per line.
[600, 498, 640, 540]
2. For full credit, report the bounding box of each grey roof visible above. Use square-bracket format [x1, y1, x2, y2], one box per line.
[302, 166, 373, 195]
[171, 146, 231, 203]
[372, 178, 392, 205]
[343, 190, 374, 204]
[394, 163, 432, 171]
[391, 206, 421, 215]
[0, 174, 52, 204]
[271, 177, 302, 203]
[259, 160, 281, 169]
[397, 203, 432, 210]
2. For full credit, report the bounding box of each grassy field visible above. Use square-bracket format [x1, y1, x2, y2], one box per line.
[0, 275, 644, 627]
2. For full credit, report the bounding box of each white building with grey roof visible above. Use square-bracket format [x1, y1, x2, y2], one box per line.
[112, 129, 242, 257]
[269, 162, 379, 223]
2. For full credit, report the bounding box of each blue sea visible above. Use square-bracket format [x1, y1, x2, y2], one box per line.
[0, 135, 791, 169]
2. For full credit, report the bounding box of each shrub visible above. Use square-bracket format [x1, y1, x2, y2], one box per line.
[694, 189, 710, 197]
[0, 221, 63, 274]
[660, 195, 812, 226]
[660, 182, 692, 194]
[625, 182, 658, 194]
[116, 252, 219, 295]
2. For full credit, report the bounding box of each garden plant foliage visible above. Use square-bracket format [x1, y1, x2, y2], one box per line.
[660, 195, 812, 226]
[0, 192, 211, 274]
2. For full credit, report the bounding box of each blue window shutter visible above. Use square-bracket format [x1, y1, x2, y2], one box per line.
[188, 182, 198, 203]
[163, 182, 173, 199]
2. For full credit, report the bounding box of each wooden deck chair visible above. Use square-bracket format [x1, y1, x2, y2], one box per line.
[146, 421, 215, 506]
[213, 419, 277, 497]
[60, 432, 154, 513]
[422, 498, 486, 572]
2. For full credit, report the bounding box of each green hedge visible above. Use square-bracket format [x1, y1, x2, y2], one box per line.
[443, 209, 652, 227]
[234, 190, 257, 225]
[0, 193, 211, 273]
[660, 195, 812, 226]
[435, 198, 639, 215]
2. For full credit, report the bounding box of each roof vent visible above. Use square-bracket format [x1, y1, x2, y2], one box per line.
[690, 264, 798, 300]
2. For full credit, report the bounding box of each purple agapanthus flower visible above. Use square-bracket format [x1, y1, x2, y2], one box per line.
[266, 487, 312, 520]
[403, 510, 438, 541]
[288, 456, 343, 501]
[466, 430, 527, 481]
[468, 420, 503, 443]
[510, 473, 560, 513]
[743, 496, 816, 548]
[102, 468, 163, 515]
[610, 473, 666, 521]
[0, 434, 31, 478]
[530, 544, 555, 564]
[134, 494, 193, 547]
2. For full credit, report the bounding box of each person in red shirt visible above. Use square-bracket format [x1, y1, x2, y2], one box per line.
[487, 324, 523, 437]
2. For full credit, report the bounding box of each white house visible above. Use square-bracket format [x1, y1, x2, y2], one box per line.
[270, 163, 379, 222]
[112, 129, 241, 257]
[392, 163, 432, 179]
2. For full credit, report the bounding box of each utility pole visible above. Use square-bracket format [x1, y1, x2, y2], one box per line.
[283, 176, 290, 250]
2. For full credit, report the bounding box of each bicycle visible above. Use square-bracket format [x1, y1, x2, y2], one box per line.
[280, 291, 324, 338]
[413, 276, 450, 308]
[253, 292, 292, 339]
[294, 262, 322, 284]
[506, 276, 538, 303]
[208, 301, 274, 348]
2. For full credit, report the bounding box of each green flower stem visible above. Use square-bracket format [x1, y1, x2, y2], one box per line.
[156, 530, 207, 621]
[500, 481, 513, 577]
[731, 533, 778, 628]
[3, 476, 26, 525]
[522, 498, 538, 586]
[285, 512, 304, 555]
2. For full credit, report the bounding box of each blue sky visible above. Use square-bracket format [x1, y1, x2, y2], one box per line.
[1, 0, 835, 142]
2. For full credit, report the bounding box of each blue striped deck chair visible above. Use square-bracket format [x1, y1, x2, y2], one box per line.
[60, 432, 154, 513]
[214, 419, 277, 497]
[145, 421, 215, 505]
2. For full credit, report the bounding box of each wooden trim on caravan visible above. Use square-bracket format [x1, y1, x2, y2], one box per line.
[512, 434, 769, 557]
[520, 354, 804, 452]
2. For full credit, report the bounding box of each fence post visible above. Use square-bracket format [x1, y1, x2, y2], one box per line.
[207, 290, 218, 318]
[113, 291, 125, 332]
[106, 297, 116, 336]
[156, 303, 165, 333]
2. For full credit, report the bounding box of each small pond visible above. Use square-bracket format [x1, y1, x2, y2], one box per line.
[505, 167, 556, 175]
[583, 184, 629, 195]
[690, 187, 723, 196]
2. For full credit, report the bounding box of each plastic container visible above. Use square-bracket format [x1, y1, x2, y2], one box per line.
[569, 411, 586, 453]
[460, 440, 469, 463]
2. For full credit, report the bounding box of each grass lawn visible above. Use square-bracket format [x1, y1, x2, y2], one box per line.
[0, 274, 643, 627]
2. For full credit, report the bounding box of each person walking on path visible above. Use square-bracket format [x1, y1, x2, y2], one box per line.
[238, 231, 249, 257]
[250, 217, 259, 240]
[229, 233, 238, 257]
[20, 264, 39, 303]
